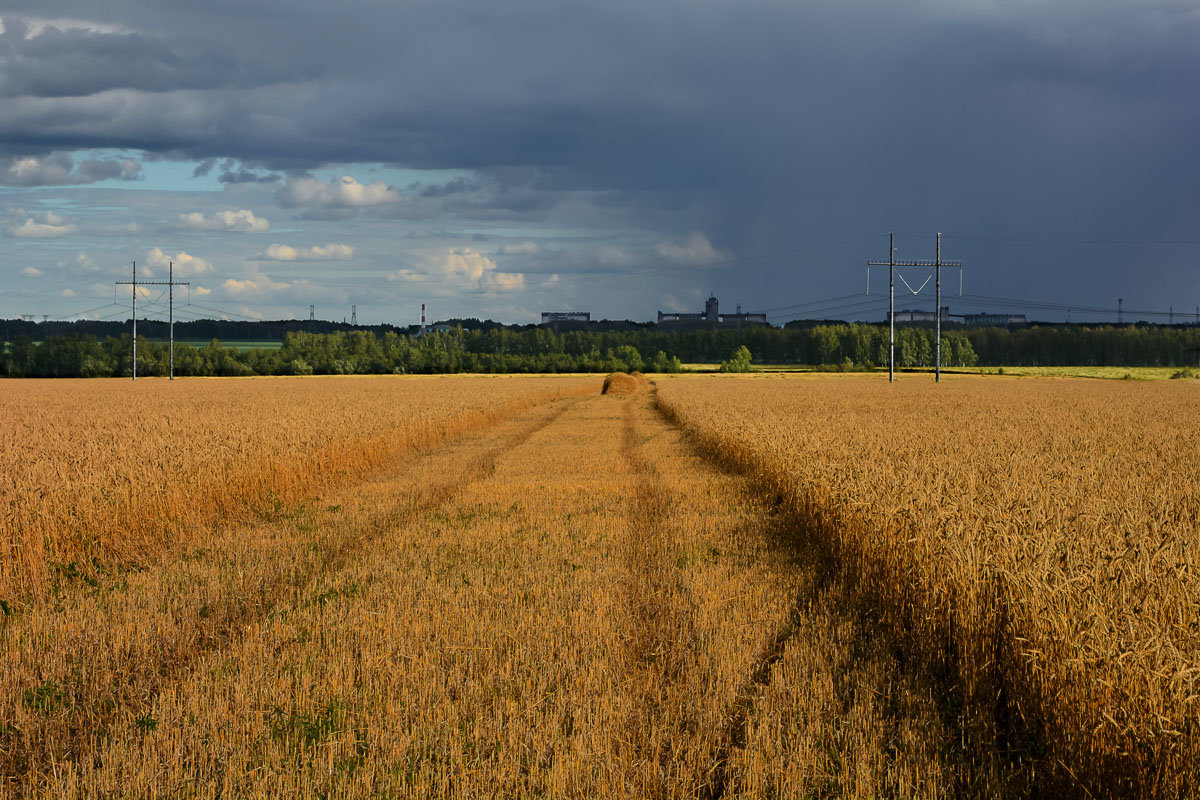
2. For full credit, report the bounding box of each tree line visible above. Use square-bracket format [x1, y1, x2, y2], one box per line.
[3, 323, 1198, 378]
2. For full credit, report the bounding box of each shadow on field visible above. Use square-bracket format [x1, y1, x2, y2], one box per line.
[653, 387, 1081, 800]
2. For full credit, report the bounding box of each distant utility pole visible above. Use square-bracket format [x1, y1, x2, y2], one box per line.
[116, 260, 188, 380]
[1118, 298, 1124, 324]
[868, 233, 963, 383]
[879, 233, 895, 382]
[167, 261, 186, 380]
[935, 233, 943, 383]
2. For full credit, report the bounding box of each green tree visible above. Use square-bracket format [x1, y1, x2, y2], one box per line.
[614, 344, 644, 372]
[650, 351, 683, 373]
[719, 345, 753, 373]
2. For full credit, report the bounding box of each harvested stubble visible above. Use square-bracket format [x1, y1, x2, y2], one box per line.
[0, 375, 596, 603]
[656, 372, 1200, 798]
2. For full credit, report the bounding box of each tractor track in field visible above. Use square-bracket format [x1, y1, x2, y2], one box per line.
[0, 395, 583, 796]
[617, 395, 704, 798]
[627, 388, 808, 800]
[653, 386, 970, 800]
[698, 575, 810, 800]
[9, 378, 969, 797]
[638, 386, 877, 800]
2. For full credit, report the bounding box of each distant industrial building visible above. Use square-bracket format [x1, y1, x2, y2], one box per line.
[889, 308, 1026, 326]
[961, 312, 1027, 326]
[540, 311, 591, 324]
[657, 295, 767, 328]
[890, 307, 951, 324]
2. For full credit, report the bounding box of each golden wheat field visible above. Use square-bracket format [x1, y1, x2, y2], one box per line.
[2, 372, 1197, 798]
[658, 373, 1200, 798]
[0, 375, 594, 600]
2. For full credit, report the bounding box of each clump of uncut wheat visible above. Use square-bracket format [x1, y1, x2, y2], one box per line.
[656, 373, 1200, 798]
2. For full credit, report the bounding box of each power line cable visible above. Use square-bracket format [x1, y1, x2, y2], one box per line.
[938, 234, 1200, 246]
[765, 298, 890, 322]
[758, 293, 867, 314]
[57, 301, 127, 319]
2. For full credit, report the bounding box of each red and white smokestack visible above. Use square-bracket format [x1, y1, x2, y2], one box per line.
[421, 303, 426, 337]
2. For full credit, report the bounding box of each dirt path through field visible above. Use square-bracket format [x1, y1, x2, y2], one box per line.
[4, 385, 951, 798]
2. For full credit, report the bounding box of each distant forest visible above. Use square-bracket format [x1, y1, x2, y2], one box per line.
[3, 320, 1199, 377]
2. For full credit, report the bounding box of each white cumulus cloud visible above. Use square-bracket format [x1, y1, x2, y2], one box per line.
[488, 271, 525, 291]
[439, 248, 524, 292]
[654, 232, 730, 266]
[386, 268, 424, 283]
[0, 153, 141, 186]
[258, 243, 355, 261]
[176, 209, 270, 232]
[276, 176, 400, 208]
[222, 276, 283, 297]
[147, 247, 214, 275]
[218, 268, 345, 307]
[7, 210, 77, 237]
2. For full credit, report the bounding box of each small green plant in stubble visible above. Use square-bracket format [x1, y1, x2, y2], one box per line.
[269, 700, 344, 749]
[23, 680, 70, 715]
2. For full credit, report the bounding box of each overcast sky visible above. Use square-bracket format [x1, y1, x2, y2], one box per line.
[2, 1, 1198, 326]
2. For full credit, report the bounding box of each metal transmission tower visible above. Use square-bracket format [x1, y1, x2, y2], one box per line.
[868, 233, 963, 383]
[116, 261, 189, 380]
[350, 305, 357, 326]
[1118, 298, 1124, 324]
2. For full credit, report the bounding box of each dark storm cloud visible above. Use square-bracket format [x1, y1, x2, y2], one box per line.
[75, 156, 141, 182]
[413, 168, 563, 221]
[211, 157, 278, 184]
[416, 177, 483, 199]
[1, 0, 1197, 312]
[218, 168, 279, 184]
[0, 17, 265, 98]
